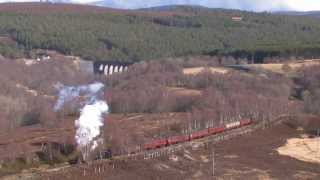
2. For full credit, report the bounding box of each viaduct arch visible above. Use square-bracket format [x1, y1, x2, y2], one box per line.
[93, 61, 133, 75]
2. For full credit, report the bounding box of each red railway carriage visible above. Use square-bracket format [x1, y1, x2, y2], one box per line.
[143, 139, 168, 150]
[190, 129, 209, 140]
[167, 135, 190, 145]
[143, 119, 255, 151]
[240, 119, 252, 126]
[208, 126, 225, 135]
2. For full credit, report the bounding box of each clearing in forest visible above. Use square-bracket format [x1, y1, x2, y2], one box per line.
[183, 67, 229, 75]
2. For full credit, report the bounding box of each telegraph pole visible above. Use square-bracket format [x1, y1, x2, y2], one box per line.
[317, 128, 320, 158]
[211, 143, 215, 178]
[212, 149, 215, 177]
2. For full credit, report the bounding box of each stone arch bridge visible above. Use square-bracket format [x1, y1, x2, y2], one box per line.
[93, 61, 133, 75]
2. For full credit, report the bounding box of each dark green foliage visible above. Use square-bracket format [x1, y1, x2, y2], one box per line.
[20, 111, 40, 126]
[1, 7, 320, 61]
[296, 65, 320, 115]
[0, 39, 24, 59]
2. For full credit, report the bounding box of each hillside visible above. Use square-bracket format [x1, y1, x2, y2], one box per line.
[1, 3, 320, 62]
[0, 52, 320, 178]
[275, 11, 320, 18]
[139, 5, 210, 11]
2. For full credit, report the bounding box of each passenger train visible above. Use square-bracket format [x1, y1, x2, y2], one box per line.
[143, 119, 253, 150]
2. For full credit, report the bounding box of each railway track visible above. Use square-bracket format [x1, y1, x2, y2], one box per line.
[138, 118, 283, 160]
[38, 115, 292, 177]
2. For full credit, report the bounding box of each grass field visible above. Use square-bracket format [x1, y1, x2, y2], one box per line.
[249, 60, 320, 74]
[183, 60, 320, 76]
[183, 67, 230, 75]
[166, 87, 202, 96]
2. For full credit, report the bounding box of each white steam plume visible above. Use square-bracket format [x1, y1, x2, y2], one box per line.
[75, 100, 109, 160]
[54, 82, 109, 160]
[54, 82, 105, 111]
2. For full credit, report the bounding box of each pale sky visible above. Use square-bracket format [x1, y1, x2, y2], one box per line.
[1, 0, 320, 11]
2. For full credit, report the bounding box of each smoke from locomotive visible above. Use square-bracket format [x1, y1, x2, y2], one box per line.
[54, 82, 109, 160]
[54, 82, 105, 111]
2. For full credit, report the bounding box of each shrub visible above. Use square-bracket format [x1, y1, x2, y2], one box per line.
[282, 63, 292, 73]
[20, 111, 40, 126]
[297, 65, 320, 115]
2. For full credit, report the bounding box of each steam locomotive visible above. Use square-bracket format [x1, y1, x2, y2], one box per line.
[143, 119, 253, 150]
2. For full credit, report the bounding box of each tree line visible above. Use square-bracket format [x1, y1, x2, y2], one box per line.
[1, 5, 320, 62]
[106, 60, 300, 133]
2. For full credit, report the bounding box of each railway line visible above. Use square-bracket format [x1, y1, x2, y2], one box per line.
[38, 115, 292, 178]
[139, 116, 288, 160]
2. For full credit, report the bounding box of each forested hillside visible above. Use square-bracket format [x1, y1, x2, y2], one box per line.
[1, 3, 320, 62]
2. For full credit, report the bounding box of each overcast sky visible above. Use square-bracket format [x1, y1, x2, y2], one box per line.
[1, 0, 320, 11]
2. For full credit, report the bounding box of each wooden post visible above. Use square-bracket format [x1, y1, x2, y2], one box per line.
[317, 128, 320, 158]
[212, 145, 215, 178]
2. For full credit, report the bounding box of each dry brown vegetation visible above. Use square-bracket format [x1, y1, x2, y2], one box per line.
[166, 87, 202, 97]
[24, 117, 320, 180]
[0, 57, 93, 132]
[295, 64, 320, 115]
[106, 60, 299, 132]
[249, 60, 320, 74]
[0, 56, 319, 178]
[182, 59, 320, 76]
[277, 136, 320, 164]
[0, 56, 97, 175]
[183, 67, 229, 75]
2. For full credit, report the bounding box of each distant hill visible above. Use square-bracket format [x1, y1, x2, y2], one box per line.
[0, 2, 130, 14]
[275, 11, 320, 18]
[139, 5, 209, 11]
[1, 3, 320, 62]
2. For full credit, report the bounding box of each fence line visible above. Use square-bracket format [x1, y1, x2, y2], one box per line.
[134, 116, 290, 160]
[43, 116, 291, 178]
